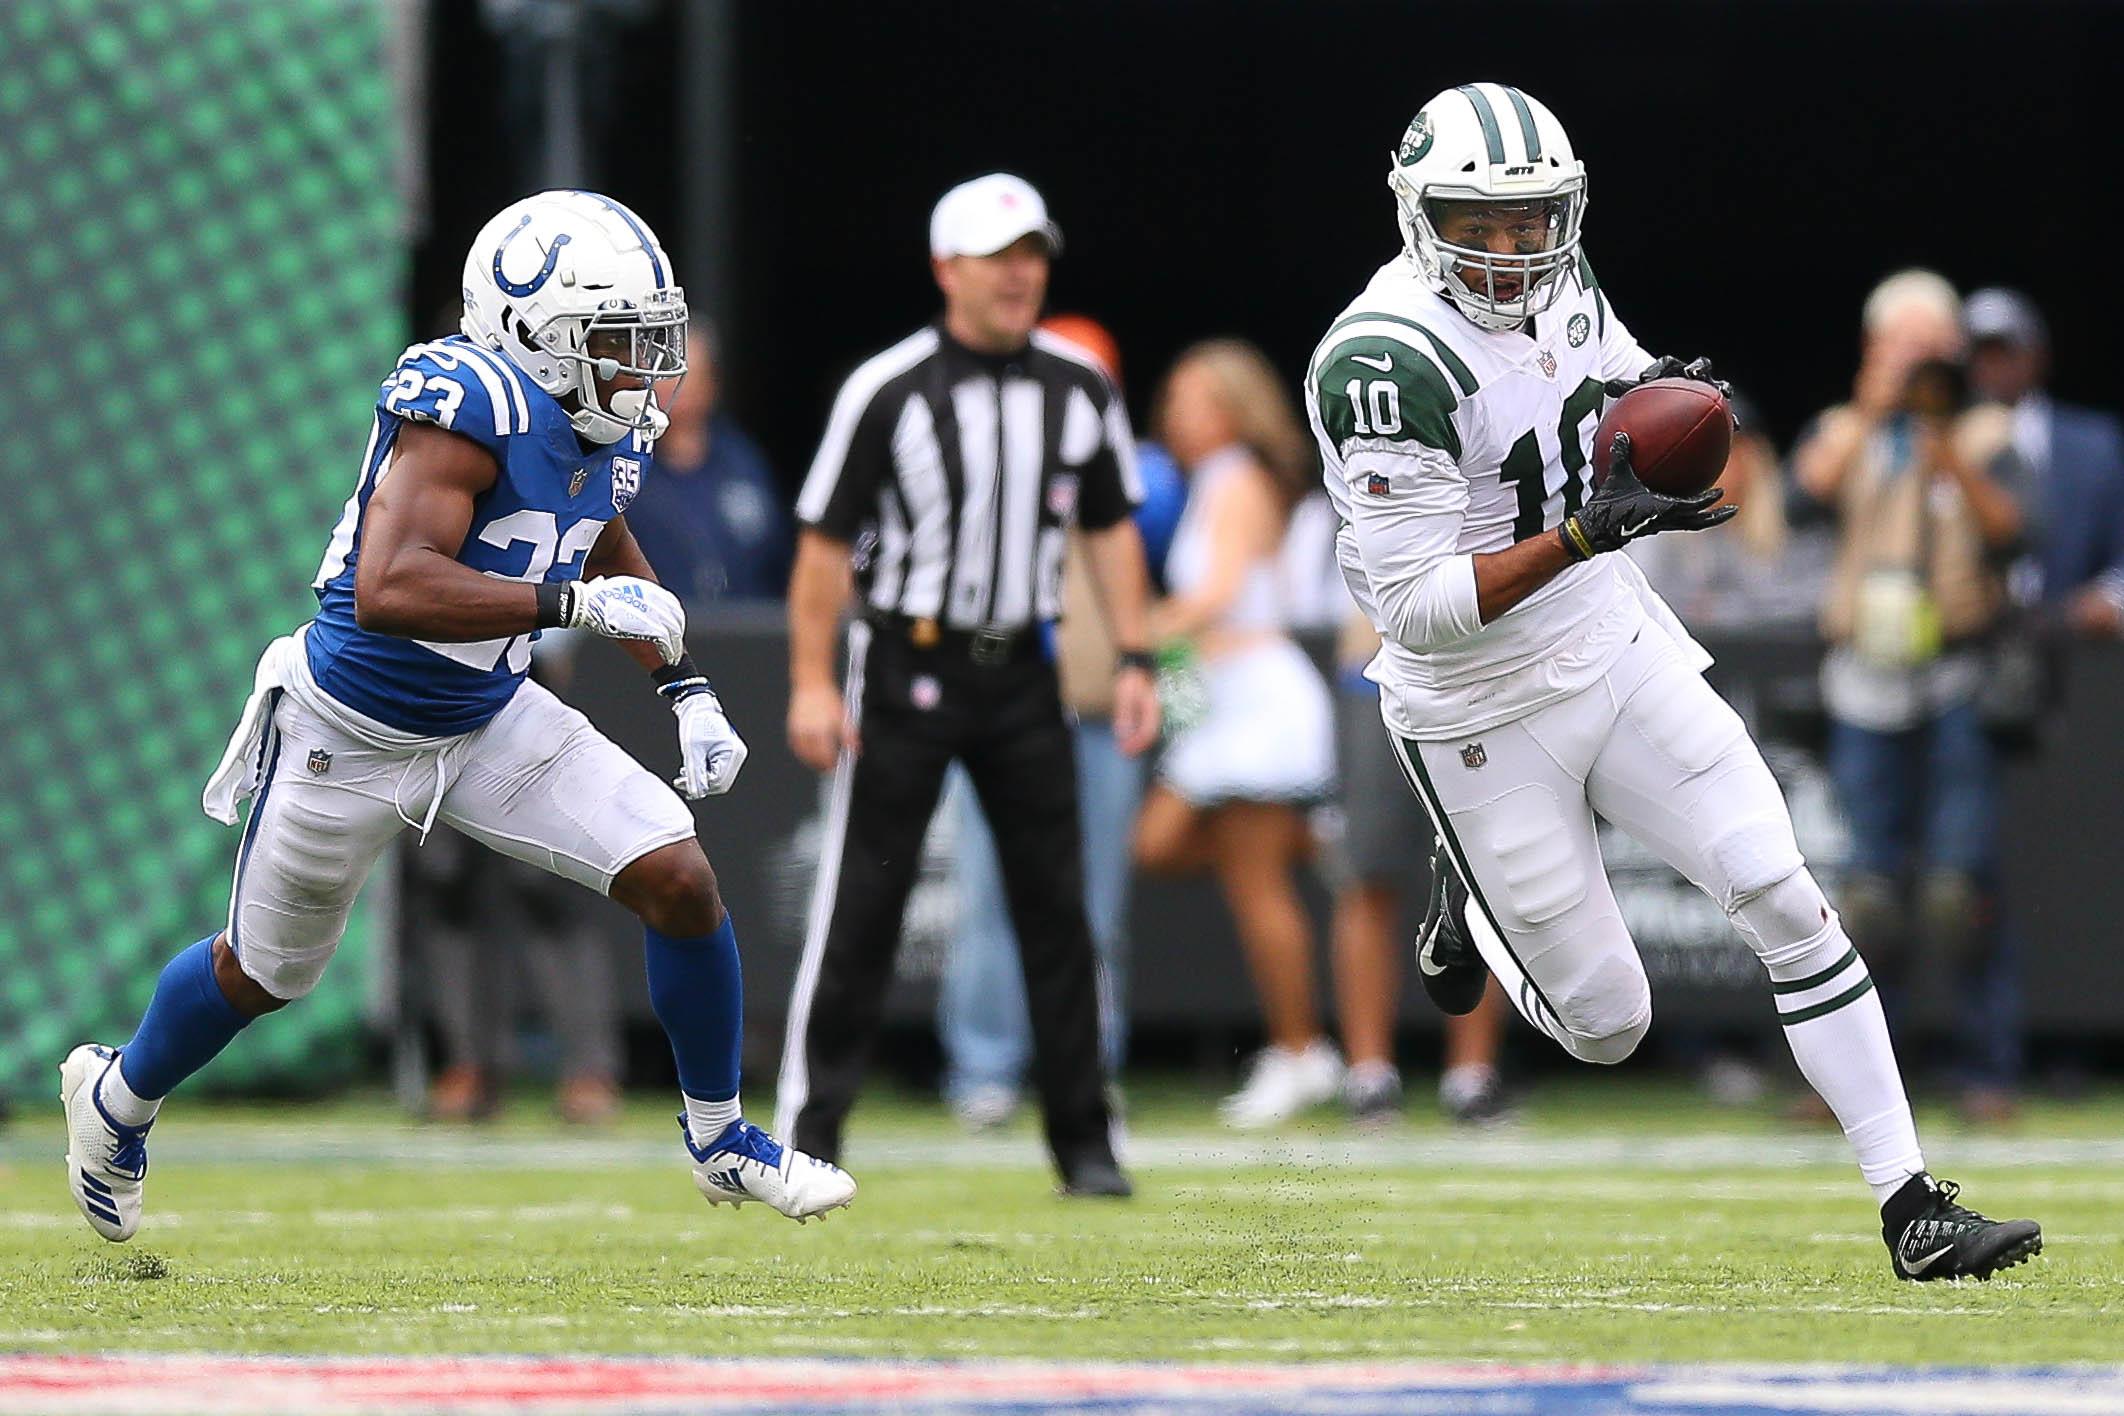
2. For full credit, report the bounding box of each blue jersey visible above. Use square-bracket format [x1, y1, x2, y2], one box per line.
[306, 336, 652, 735]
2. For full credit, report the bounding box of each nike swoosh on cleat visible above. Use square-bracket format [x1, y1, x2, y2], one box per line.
[1903, 1244, 1955, 1275]
[1417, 945, 1448, 977]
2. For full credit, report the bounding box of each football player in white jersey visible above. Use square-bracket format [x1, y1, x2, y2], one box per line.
[1310, 83, 2039, 1281]
[59, 192, 854, 1243]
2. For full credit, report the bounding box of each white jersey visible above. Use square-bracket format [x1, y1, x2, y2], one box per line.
[1306, 254, 1708, 739]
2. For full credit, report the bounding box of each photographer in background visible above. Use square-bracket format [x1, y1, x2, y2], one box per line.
[1963, 288, 2124, 639]
[1794, 270, 2025, 1113]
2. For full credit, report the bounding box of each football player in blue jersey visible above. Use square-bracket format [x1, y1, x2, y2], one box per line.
[60, 191, 855, 1241]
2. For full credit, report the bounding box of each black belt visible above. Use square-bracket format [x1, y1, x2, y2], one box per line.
[864, 612, 1042, 665]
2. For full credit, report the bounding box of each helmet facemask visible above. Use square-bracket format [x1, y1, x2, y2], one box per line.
[1394, 175, 1586, 332]
[548, 287, 689, 445]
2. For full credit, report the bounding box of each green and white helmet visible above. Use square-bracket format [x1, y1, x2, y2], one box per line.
[1388, 83, 1587, 332]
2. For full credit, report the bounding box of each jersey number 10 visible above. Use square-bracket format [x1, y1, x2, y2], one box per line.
[1501, 376, 1605, 542]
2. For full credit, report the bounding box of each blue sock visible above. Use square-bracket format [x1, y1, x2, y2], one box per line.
[645, 916, 743, 1102]
[118, 936, 252, 1099]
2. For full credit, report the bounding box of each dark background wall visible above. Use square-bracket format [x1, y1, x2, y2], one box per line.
[418, 0, 2120, 472]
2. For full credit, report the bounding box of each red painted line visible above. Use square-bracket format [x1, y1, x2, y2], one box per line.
[0, 1355, 1644, 1411]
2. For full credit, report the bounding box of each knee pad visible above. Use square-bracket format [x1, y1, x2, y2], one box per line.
[1698, 809, 1807, 914]
[1553, 948, 1651, 1065]
[1729, 868, 1841, 969]
[229, 931, 335, 1002]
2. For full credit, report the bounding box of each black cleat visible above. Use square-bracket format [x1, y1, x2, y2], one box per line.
[1057, 1156, 1134, 1200]
[1883, 1174, 2042, 1281]
[1415, 839, 1489, 1016]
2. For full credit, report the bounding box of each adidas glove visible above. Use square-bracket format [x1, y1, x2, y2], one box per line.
[546, 576, 687, 665]
[1558, 431, 1735, 561]
[657, 668, 748, 799]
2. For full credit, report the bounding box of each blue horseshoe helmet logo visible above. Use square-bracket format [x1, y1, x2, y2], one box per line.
[492, 214, 571, 297]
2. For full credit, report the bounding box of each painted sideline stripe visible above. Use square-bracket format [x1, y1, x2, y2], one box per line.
[0, 1357, 2118, 1416]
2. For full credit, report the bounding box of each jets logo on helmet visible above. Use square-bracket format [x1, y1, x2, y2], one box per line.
[1387, 83, 1587, 332]
[460, 190, 689, 446]
[1397, 112, 1435, 166]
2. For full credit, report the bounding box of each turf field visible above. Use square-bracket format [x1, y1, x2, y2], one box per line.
[1, 1078, 2118, 1411]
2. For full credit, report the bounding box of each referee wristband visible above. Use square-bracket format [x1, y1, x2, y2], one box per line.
[653, 654, 712, 703]
[534, 582, 576, 628]
[1115, 649, 1155, 675]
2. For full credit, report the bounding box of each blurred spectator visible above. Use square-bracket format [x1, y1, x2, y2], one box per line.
[1793, 270, 2024, 1099]
[1327, 608, 1512, 1128]
[1277, 488, 1354, 633]
[1132, 340, 1339, 1129]
[626, 325, 790, 602]
[1626, 394, 1828, 629]
[1963, 288, 2124, 638]
[936, 315, 1186, 1129]
[413, 635, 625, 1124]
[417, 840, 626, 1125]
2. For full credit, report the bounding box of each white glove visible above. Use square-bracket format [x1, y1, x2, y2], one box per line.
[672, 688, 748, 798]
[562, 576, 686, 665]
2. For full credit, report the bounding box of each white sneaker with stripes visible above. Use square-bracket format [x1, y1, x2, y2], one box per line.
[682, 1116, 856, 1222]
[59, 1044, 153, 1243]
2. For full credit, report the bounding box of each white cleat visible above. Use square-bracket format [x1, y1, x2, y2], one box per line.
[59, 1044, 153, 1243]
[1219, 1039, 1345, 1130]
[681, 1116, 856, 1222]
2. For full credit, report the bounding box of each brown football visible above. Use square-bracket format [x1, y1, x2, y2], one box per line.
[1590, 378, 1733, 497]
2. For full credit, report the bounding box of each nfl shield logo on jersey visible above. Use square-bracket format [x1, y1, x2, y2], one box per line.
[307, 748, 332, 777]
[611, 457, 642, 513]
[1536, 349, 1558, 380]
[1459, 741, 1487, 770]
[568, 467, 590, 498]
[1365, 472, 1392, 497]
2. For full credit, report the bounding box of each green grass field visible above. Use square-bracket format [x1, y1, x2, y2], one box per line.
[2, 1078, 2117, 1365]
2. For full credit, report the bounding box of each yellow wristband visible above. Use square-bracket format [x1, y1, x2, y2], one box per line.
[1560, 517, 1597, 561]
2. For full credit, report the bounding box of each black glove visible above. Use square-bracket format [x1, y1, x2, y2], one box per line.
[1559, 431, 1735, 561]
[1603, 354, 1733, 403]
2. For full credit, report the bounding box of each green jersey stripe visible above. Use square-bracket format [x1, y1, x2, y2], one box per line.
[1770, 944, 1860, 995]
[1779, 974, 1877, 1027]
[1316, 312, 1479, 397]
[1503, 87, 1542, 161]
[1457, 84, 1507, 164]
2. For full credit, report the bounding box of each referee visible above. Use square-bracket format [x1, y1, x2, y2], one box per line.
[776, 174, 1159, 1197]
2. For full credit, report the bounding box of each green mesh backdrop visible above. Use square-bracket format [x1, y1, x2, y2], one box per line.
[0, 0, 405, 1100]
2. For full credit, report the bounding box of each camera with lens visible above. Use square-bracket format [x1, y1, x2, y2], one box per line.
[1900, 357, 1969, 420]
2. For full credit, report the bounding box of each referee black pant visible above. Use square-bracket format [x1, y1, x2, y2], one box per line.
[775, 620, 1117, 1179]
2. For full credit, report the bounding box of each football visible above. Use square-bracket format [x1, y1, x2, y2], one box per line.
[1591, 377, 1733, 497]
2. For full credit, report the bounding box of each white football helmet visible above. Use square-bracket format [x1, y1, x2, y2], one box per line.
[460, 190, 688, 445]
[1388, 84, 1587, 332]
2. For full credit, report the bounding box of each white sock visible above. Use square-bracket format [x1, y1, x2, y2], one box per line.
[102, 1054, 162, 1128]
[683, 1093, 741, 1147]
[1438, 1062, 1496, 1110]
[1739, 875, 1925, 1205]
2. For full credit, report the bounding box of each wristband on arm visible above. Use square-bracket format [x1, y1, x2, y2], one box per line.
[534, 582, 577, 628]
[652, 653, 713, 703]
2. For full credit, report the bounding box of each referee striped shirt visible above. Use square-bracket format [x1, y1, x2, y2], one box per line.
[796, 322, 1143, 630]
